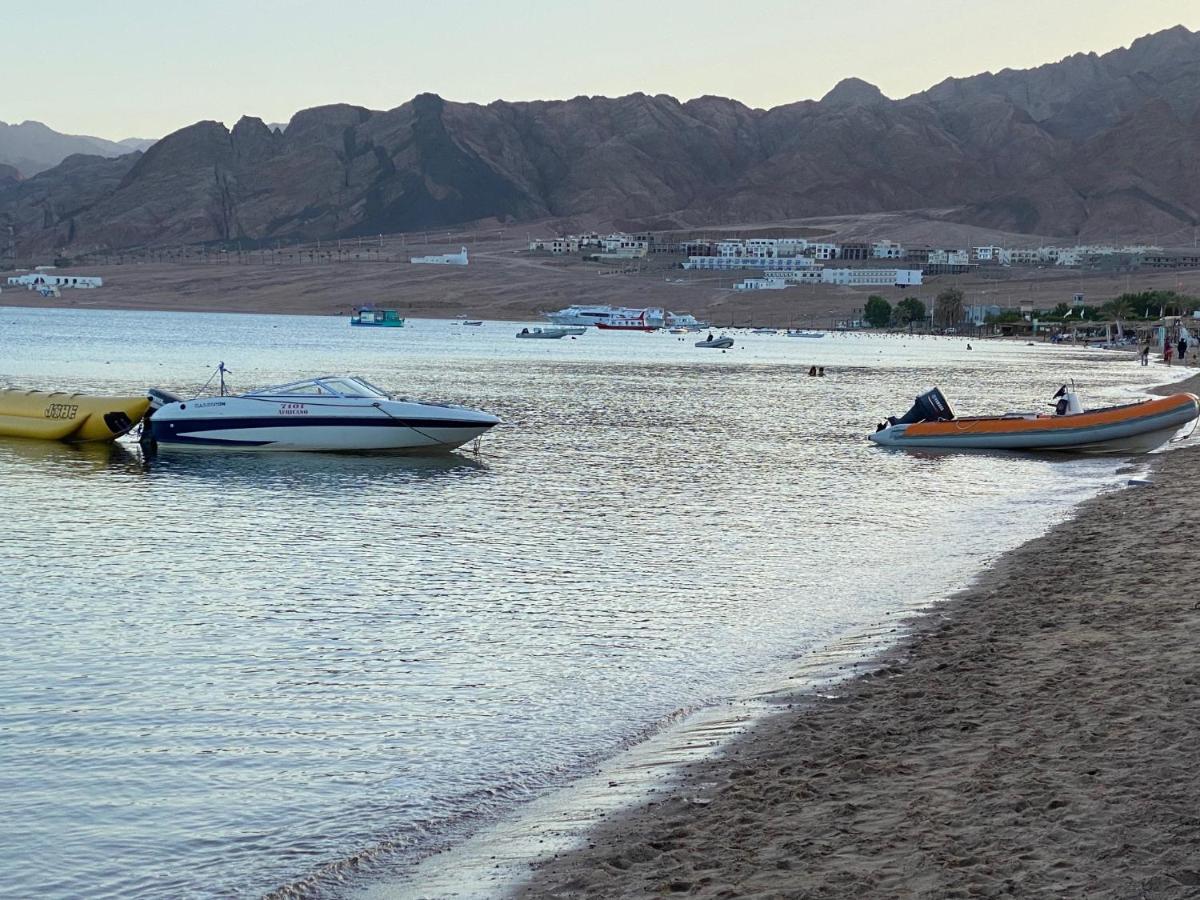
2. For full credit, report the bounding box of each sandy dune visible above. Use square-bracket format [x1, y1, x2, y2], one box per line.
[519, 446, 1200, 898]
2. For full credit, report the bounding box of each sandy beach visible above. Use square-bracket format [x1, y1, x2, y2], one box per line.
[519, 444, 1200, 898]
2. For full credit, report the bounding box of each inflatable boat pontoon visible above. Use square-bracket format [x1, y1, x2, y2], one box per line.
[870, 386, 1200, 454]
[0, 389, 150, 442]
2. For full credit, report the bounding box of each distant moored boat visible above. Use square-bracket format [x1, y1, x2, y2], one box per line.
[351, 307, 405, 327]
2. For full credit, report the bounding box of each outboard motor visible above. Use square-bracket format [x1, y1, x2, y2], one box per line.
[1052, 384, 1084, 416]
[889, 387, 956, 426]
[140, 387, 185, 447]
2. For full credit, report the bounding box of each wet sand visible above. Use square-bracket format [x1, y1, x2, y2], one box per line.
[519, 447, 1200, 898]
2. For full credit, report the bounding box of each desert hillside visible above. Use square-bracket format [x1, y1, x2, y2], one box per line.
[3, 26, 1200, 258]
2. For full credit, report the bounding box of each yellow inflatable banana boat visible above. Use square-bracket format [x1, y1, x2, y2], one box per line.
[0, 389, 150, 442]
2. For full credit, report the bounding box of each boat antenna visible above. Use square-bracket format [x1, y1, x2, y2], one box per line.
[198, 361, 233, 398]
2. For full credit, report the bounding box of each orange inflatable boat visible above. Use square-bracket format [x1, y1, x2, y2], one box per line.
[870, 386, 1199, 454]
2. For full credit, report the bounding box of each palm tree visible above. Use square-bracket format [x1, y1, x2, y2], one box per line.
[934, 288, 965, 328]
[1102, 297, 1132, 320]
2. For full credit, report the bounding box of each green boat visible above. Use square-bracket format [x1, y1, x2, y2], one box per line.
[351, 307, 406, 327]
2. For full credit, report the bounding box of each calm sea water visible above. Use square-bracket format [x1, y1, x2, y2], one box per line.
[0, 307, 1172, 897]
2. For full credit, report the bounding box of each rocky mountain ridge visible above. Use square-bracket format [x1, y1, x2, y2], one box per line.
[3, 25, 1200, 257]
[0, 120, 155, 178]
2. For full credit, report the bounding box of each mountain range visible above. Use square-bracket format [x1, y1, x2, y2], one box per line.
[3, 25, 1200, 258]
[0, 121, 154, 179]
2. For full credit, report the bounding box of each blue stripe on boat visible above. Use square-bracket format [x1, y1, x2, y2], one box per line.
[151, 415, 491, 438]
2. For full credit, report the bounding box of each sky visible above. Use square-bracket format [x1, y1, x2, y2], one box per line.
[8, 0, 1200, 141]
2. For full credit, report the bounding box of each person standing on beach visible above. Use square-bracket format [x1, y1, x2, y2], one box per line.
[1141, 345, 1150, 366]
[1178, 337, 1188, 363]
[1165, 344, 1174, 366]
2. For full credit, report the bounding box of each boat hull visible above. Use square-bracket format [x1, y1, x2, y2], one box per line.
[870, 393, 1199, 454]
[0, 389, 149, 442]
[149, 398, 498, 452]
[696, 338, 734, 349]
[516, 329, 567, 339]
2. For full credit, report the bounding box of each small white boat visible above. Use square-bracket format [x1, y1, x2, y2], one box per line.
[695, 335, 734, 349]
[145, 375, 499, 452]
[460, 320, 483, 326]
[516, 327, 568, 339]
[668, 327, 689, 335]
[666, 312, 708, 329]
[786, 330, 825, 339]
[559, 326, 587, 335]
[750, 327, 778, 335]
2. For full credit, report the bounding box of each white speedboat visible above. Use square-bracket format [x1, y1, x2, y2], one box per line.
[145, 375, 499, 452]
[665, 311, 708, 328]
[786, 330, 825, 338]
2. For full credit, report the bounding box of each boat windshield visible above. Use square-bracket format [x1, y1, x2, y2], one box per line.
[247, 376, 390, 399]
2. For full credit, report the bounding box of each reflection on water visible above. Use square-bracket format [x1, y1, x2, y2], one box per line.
[0, 434, 145, 476]
[142, 446, 489, 486]
[0, 308, 1176, 899]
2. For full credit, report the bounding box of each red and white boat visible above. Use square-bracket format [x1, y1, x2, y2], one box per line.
[595, 311, 657, 332]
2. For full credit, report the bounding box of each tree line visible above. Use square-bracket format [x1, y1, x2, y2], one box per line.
[862, 288, 1198, 329]
[863, 289, 962, 329]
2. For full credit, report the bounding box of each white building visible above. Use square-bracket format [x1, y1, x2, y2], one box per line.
[807, 242, 839, 260]
[972, 246, 1004, 263]
[528, 237, 580, 254]
[717, 237, 808, 259]
[871, 240, 904, 259]
[599, 235, 648, 258]
[744, 238, 781, 257]
[927, 249, 969, 266]
[966, 304, 1003, 325]
[766, 269, 823, 284]
[775, 238, 809, 256]
[820, 268, 922, 286]
[7, 273, 103, 289]
[734, 276, 790, 291]
[411, 246, 468, 266]
[684, 255, 816, 271]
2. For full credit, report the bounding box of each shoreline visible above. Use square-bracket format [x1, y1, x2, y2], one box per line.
[515, 444, 1200, 897]
[349, 370, 1197, 898]
[6, 303, 1195, 356]
[336, 359, 1196, 898]
[8, 253, 1200, 329]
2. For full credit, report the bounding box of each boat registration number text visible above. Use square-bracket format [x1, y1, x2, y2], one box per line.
[44, 404, 79, 420]
[278, 403, 308, 416]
